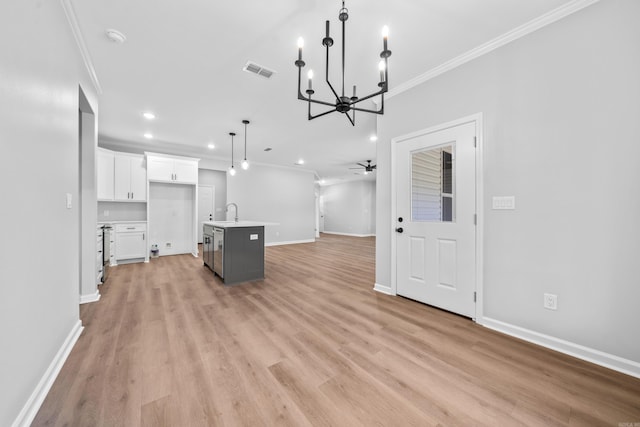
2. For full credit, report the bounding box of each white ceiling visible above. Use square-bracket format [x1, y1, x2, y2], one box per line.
[71, 0, 574, 183]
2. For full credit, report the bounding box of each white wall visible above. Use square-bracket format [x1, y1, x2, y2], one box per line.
[226, 164, 316, 245]
[98, 201, 147, 222]
[149, 183, 195, 256]
[79, 106, 99, 301]
[0, 1, 98, 425]
[321, 180, 376, 236]
[376, 0, 640, 369]
[198, 169, 227, 221]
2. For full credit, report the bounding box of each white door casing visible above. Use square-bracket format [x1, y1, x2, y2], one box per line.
[197, 185, 215, 243]
[394, 118, 479, 319]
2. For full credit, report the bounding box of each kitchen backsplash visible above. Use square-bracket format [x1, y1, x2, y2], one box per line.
[98, 201, 147, 222]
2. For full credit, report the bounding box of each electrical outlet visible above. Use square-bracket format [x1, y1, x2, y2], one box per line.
[166, 242, 172, 248]
[544, 293, 558, 310]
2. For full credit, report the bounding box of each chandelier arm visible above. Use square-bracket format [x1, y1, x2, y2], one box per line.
[309, 107, 338, 120]
[308, 97, 338, 108]
[325, 44, 341, 101]
[350, 105, 383, 114]
[344, 112, 355, 126]
[350, 92, 385, 114]
[349, 87, 386, 105]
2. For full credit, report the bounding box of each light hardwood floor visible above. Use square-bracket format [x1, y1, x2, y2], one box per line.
[33, 234, 640, 426]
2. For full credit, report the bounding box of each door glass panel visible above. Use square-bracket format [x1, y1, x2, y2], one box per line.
[411, 144, 455, 222]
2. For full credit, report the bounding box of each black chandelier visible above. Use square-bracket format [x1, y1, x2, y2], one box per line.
[295, 0, 391, 126]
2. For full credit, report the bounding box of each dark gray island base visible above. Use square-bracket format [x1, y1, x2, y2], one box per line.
[203, 222, 265, 285]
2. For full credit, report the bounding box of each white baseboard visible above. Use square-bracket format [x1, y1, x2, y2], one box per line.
[265, 239, 316, 247]
[481, 317, 640, 379]
[12, 320, 84, 427]
[79, 290, 100, 304]
[322, 231, 376, 238]
[373, 283, 394, 295]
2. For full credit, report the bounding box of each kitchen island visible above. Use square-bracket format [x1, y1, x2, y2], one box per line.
[202, 221, 266, 285]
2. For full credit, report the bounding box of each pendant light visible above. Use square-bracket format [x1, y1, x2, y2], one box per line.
[241, 119, 250, 170]
[228, 132, 236, 176]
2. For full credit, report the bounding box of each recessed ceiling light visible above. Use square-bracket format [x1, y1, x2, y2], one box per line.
[369, 135, 378, 142]
[295, 159, 305, 165]
[143, 112, 156, 120]
[320, 179, 326, 184]
[207, 143, 215, 149]
[105, 29, 126, 44]
[144, 133, 153, 139]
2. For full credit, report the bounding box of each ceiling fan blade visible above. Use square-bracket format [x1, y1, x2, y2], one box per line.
[371, 165, 377, 169]
[348, 167, 362, 170]
[356, 163, 367, 167]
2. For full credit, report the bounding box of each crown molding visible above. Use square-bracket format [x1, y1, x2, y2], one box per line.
[386, 0, 600, 101]
[98, 136, 317, 175]
[60, 0, 102, 95]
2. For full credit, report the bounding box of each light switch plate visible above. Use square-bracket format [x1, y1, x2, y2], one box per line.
[492, 196, 515, 210]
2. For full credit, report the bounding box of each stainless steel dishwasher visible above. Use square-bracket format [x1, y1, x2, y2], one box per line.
[203, 224, 215, 270]
[213, 227, 224, 278]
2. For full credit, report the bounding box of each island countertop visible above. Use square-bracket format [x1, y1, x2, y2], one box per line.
[202, 221, 277, 228]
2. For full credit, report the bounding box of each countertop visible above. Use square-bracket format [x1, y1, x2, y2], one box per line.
[98, 220, 147, 225]
[202, 221, 277, 228]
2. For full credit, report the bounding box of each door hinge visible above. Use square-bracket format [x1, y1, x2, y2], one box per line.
[474, 214, 477, 225]
[473, 136, 477, 148]
[474, 292, 477, 302]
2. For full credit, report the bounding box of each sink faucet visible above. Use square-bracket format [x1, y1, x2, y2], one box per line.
[225, 203, 239, 222]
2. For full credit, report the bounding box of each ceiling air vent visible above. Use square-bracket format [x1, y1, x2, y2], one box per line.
[243, 61, 276, 79]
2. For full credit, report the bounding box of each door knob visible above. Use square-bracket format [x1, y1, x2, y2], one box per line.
[398, 217, 403, 223]
[395, 227, 403, 233]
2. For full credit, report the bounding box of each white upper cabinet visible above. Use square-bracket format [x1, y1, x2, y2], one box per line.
[114, 153, 146, 201]
[97, 148, 115, 201]
[146, 157, 174, 182]
[146, 152, 199, 184]
[173, 159, 199, 183]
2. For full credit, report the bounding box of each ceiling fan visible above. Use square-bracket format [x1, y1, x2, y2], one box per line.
[350, 160, 377, 174]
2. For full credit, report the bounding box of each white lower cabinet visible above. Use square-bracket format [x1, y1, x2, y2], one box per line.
[115, 223, 147, 262]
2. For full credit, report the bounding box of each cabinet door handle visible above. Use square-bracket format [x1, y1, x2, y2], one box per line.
[142, 233, 145, 240]
[127, 227, 135, 230]
[131, 192, 134, 199]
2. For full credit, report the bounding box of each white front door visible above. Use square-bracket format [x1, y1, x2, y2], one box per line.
[395, 121, 477, 318]
[197, 185, 215, 243]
